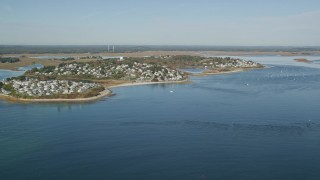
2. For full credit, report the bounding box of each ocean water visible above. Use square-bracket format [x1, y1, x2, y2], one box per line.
[1, 56, 320, 179]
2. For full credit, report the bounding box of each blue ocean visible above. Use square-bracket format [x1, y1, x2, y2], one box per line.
[1, 55, 320, 179]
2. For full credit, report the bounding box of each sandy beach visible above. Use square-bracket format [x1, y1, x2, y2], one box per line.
[107, 79, 191, 89]
[192, 69, 245, 76]
[189, 67, 267, 77]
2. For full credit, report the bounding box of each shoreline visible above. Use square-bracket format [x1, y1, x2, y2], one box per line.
[0, 88, 112, 103]
[0, 79, 190, 103]
[191, 69, 244, 76]
[0, 67, 262, 103]
[107, 79, 191, 89]
[0, 50, 318, 71]
[294, 58, 312, 63]
[190, 67, 264, 76]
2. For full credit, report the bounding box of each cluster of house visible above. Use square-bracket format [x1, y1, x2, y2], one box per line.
[32, 62, 186, 82]
[0, 78, 100, 97]
[203, 59, 261, 69]
[0, 88, 10, 95]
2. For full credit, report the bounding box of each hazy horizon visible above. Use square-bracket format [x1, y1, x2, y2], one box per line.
[1, 45, 320, 47]
[1, 0, 320, 46]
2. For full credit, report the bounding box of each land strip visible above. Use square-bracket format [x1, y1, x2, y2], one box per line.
[0, 50, 318, 71]
[0, 55, 263, 103]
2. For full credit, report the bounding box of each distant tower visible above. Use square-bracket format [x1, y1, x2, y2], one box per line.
[108, 45, 110, 52]
[113, 45, 115, 53]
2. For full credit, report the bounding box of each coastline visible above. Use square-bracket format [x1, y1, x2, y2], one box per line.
[107, 79, 191, 89]
[0, 88, 112, 103]
[190, 67, 264, 77]
[191, 69, 244, 76]
[0, 50, 318, 71]
[0, 67, 261, 103]
[0, 79, 190, 103]
[294, 58, 312, 63]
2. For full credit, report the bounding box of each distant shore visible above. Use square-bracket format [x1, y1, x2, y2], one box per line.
[294, 58, 312, 63]
[191, 69, 244, 76]
[0, 50, 318, 71]
[190, 67, 265, 76]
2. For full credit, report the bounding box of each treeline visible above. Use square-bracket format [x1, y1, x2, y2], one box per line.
[60, 57, 75, 61]
[0, 45, 151, 54]
[0, 57, 20, 63]
[0, 82, 15, 94]
[125, 55, 236, 68]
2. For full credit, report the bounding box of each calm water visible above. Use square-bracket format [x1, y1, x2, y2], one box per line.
[0, 69, 24, 81]
[32, 56, 71, 59]
[1, 56, 320, 179]
[0, 64, 42, 81]
[18, 64, 43, 71]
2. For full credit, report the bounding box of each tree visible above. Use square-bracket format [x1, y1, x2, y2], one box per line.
[0, 57, 20, 63]
[2, 83, 14, 93]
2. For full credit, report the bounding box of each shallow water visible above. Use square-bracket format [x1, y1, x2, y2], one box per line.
[18, 64, 43, 71]
[1, 56, 320, 179]
[0, 64, 42, 81]
[32, 56, 70, 59]
[0, 69, 24, 81]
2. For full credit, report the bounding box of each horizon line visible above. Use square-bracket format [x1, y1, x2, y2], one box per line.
[1, 44, 320, 47]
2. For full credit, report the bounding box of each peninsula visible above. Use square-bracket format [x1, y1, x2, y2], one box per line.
[0, 55, 263, 102]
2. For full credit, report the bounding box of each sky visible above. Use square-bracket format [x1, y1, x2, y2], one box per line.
[0, 0, 320, 46]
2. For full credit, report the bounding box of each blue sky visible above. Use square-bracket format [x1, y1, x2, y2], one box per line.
[1, 0, 320, 46]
